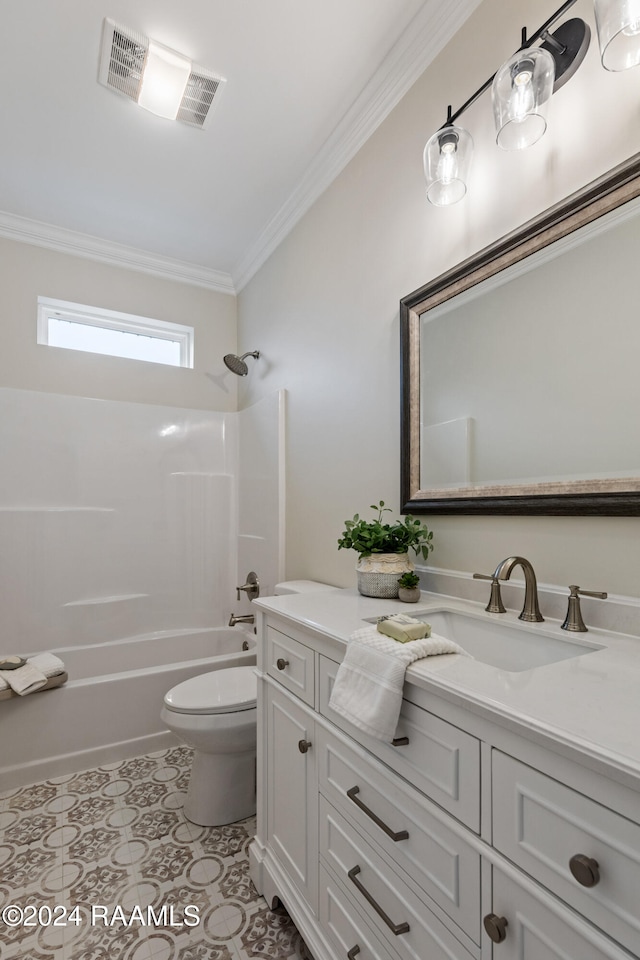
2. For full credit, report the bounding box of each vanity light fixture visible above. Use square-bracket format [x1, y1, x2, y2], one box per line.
[492, 46, 555, 150]
[423, 119, 473, 206]
[594, 0, 640, 70]
[424, 0, 593, 204]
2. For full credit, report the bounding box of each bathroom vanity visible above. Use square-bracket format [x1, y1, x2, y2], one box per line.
[249, 587, 640, 960]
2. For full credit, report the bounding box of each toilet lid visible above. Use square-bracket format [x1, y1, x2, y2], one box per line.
[164, 666, 257, 715]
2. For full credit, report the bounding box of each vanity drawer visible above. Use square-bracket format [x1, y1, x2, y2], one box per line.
[319, 863, 395, 960]
[319, 655, 480, 830]
[266, 626, 314, 706]
[492, 750, 640, 956]
[317, 724, 480, 944]
[489, 864, 633, 960]
[320, 796, 476, 960]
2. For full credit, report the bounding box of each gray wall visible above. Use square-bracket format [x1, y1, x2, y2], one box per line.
[237, 0, 640, 598]
[0, 238, 237, 411]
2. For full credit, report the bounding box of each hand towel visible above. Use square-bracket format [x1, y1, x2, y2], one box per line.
[329, 625, 467, 742]
[0, 653, 66, 696]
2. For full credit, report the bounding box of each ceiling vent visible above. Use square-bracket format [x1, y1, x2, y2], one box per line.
[98, 18, 225, 128]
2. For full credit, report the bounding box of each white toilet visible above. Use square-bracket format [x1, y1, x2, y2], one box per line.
[162, 579, 334, 826]
[161, 666, 257, 826]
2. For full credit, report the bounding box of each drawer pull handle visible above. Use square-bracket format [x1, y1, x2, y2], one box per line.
[298, 739, 312, 754]
[483, 913, 508, 944]
[392, 737, 409, 747]
[347, 865, 410, 936]
[276, 658, 289, 670]
[347, 786, 409, 842]
[569, 854, 600, 887]
[347, 948, 360, 960]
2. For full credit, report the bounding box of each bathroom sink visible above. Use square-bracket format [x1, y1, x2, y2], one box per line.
[392, 608, 604, 672]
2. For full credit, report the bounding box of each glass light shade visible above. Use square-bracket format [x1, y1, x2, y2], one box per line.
[138, 41, 191, 119]
[594, 0, 640, 70]
[492, 47, 555, 150]
[423, 125, 473, 206]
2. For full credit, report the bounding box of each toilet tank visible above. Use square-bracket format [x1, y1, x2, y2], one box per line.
[274, 580, 335, 595]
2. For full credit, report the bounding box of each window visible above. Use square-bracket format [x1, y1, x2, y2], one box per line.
[37, 297, 194, 368]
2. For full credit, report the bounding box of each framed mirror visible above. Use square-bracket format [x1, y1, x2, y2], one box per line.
[400, 152, 640, 515]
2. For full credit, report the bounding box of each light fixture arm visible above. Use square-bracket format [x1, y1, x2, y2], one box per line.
[439, 0, 580, 129]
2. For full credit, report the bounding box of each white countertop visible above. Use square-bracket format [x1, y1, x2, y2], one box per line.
[255, 588, 640, 786]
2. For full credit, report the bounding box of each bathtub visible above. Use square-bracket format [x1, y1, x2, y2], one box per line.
[0, 626, 256, 790]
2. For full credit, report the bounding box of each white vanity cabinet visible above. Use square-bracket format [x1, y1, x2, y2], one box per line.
[265, 681, 318, 909]
[250, 604, 640, 960]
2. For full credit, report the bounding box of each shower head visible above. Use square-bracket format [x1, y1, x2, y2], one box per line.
[223, 351, 260, 376]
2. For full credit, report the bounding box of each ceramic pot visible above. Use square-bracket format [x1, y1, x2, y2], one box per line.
[356, 553, 413, 599]
[398, 586, 421, 603]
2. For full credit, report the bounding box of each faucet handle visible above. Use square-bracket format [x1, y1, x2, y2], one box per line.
[236, 571, 260, 602]
[561, 585, 607, 633]
[473, 573, 506, 614]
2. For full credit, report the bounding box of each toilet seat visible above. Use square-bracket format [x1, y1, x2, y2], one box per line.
[164, 666, 256, 715]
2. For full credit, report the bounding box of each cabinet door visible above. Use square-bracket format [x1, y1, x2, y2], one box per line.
[492, 750, 640, 956]
[488, 866, 632, 960]
[266, 683, 318, 910]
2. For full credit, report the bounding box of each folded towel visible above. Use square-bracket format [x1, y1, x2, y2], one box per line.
[0, 653, 66, 696]
[329, 625, 467, 742]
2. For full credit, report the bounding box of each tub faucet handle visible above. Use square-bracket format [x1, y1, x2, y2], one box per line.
[473, 573, 506, 613]
[236, 571, 260, 601]
[561, 585, 607, 633]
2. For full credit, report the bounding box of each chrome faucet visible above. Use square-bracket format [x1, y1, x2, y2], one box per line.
[229, 613, 255, 627]
[492, 556, 544, 622]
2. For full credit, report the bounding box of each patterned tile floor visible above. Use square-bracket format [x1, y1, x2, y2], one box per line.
[0, 746, 308, 960]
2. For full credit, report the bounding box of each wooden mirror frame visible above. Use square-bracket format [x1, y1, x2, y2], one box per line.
[400, 152, 640, 515]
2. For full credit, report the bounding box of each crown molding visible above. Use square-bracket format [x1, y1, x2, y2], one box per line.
[0, 211, 236, 295]
[0, 1, 480, 297]
[233, 0, 482, 291]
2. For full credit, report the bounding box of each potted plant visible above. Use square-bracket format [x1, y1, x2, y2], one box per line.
[338, 501, 433, 598]
[397, 571, 421, 603]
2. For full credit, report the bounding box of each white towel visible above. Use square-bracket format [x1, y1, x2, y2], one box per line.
[0, 653, 66, 696]
[329, 625, 467, 742]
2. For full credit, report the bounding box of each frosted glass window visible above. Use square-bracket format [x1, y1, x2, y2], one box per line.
[37, 297, 194, 368]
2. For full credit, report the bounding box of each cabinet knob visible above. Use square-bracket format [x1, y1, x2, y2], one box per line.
[298, 739, 312, 754]
[483, 913, 508, 944]
[276, 658, 289, 671]
[569, 854, 600, 887]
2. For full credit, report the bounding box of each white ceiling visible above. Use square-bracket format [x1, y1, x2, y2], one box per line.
[0, 0, 479, 292]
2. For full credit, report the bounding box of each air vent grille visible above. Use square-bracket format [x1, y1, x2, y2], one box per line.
[102, 23, 147, 102]
[99, 19, 225, 127]
[176, 72, 223, 127]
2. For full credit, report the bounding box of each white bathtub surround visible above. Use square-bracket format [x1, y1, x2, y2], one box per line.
[236, 390, 286, 602]
[0, 386, 283, 789]
[0, 387, 237, 650]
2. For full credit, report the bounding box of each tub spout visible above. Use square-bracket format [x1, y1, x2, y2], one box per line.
[229, 613, 255, 627]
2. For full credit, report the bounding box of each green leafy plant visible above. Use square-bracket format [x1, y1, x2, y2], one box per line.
[398, 571, 420, 588]
[338, 501, 433, 560]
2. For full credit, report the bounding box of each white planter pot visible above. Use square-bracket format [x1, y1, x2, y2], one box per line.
[356, 553, 413, 599]
[398, 586, 421, 603]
